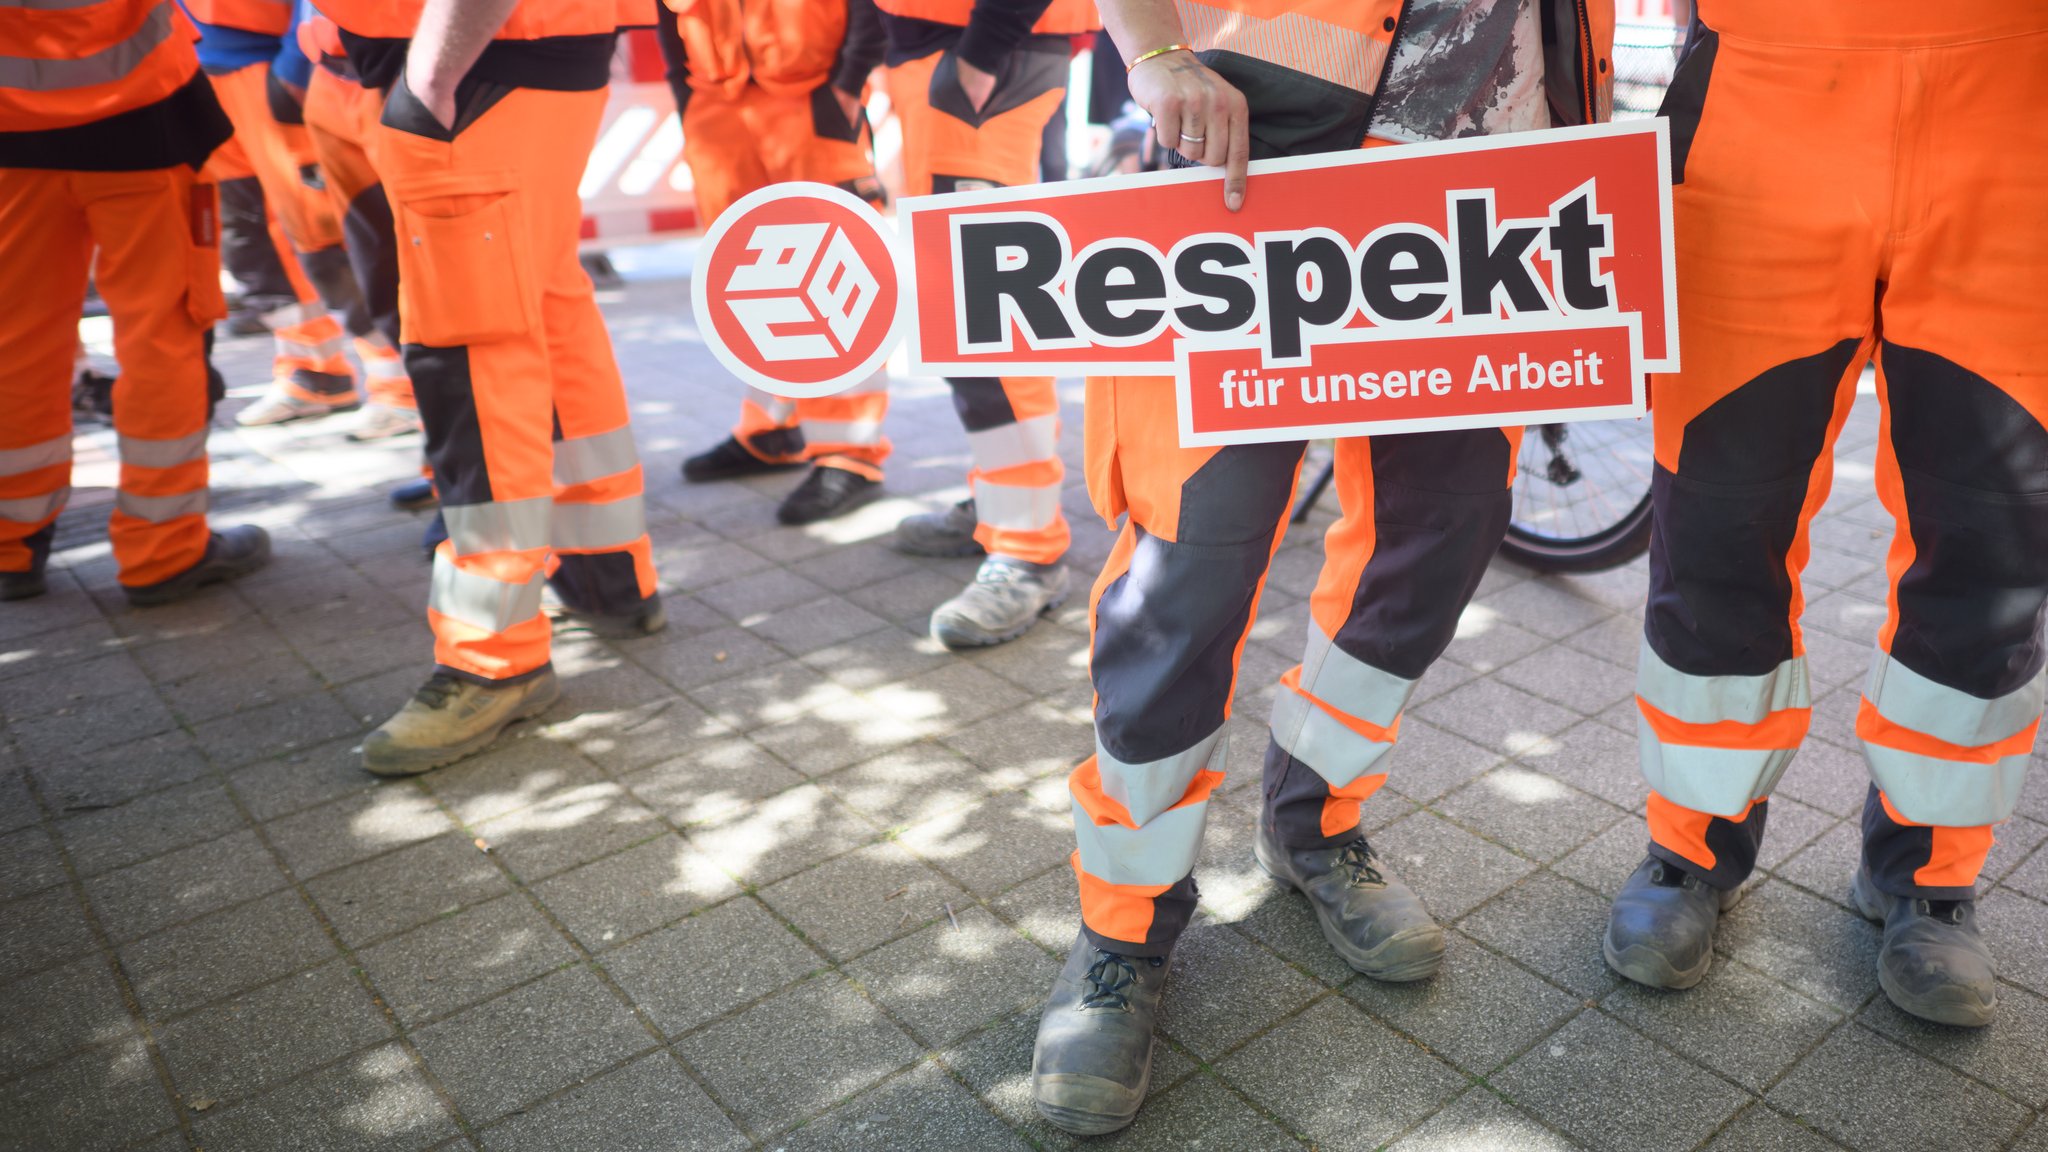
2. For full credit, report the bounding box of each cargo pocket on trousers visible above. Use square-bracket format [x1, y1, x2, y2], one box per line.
[391, 174, 537, 347]
[185, 179, 228, 326]
[1084, 376, 1127, 529]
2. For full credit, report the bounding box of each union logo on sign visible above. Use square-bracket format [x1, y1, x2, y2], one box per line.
[693, 184, 903, 399]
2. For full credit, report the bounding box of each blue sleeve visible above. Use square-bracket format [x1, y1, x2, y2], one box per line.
[272, 0, 314, 87]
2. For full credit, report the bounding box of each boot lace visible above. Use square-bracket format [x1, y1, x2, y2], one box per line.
[1917, 898, 1967, 924]
[1337, 839, 1386, 888]
[1080, 951, 1142, 1011]
[411, 673, 462, 709]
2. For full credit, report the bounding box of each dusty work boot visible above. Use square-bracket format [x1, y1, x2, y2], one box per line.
[1032, 935, 1167, 1136]
[1603, 856, 1742, 989]
[1851, 865, 1996, 1027]
[124, 526, 271, 607]
[681, 435, 802, 483]
[776, 464, 878, 525]
[235, 388, 359, 426]
[361, 668, 560, 776]
[347, 403, 422, 442]
[390, 477, 438, 512]
[892, 497, 984, 557]
[930, 556, 1068, 649]
[1254, 819, 1444, 981]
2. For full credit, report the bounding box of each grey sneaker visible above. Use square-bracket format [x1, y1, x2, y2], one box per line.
[892, 498, 984, 557]
[1032, 935, 1167, 1136]
[929, 556, 1068, 649]
[1603, 856, 1742, 990]
[1851, 865, 1996, 1027]
[1254, 819, 1444, 981]
[361, 668, 559, 776]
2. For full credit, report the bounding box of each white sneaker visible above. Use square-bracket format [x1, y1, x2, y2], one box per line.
[235, 388, 358, 426]
[347, 403, 423, 441]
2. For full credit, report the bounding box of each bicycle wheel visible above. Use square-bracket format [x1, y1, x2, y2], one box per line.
[1500, 419, 1656, 573]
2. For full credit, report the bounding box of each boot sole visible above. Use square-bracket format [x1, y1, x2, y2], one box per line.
[1602, 932, 1712, 990]
[1849, 870, 1996, 1028]
[1253, 835, 1444, 983]
[125, 536, 274, 607]
[930, 588, 1068, 650]
[361, 679, 561, 778]
[777, 480, 881, 526]
[682, 459, 806, 483]
[1032, 1050, 1152, 1136]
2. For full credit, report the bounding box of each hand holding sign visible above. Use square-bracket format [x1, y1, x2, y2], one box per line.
[1124, 49, 1252, 208]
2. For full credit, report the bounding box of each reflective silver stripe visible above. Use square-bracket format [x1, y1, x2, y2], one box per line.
[553, 494, 646, 551]
[442, 497, 551, 555]
[552, 426, 640, 487]
[116, 488, 205, 523]
[1638, 640, 1809, 726]
[1174, 0, 1389, 94]
[258, 302, 310, 329]
[1269, 687, 1396, 788]
[967, 414, 1059, 473]
[801, 419, 883, 447]
[429, 557, 546, 634]
[362, 356, 408, 380]
[973, 478, 1060, 532]
[1297, 622, 1416, 730]
[0, 434, 71, 477]
[279, 335, 348, 361]
[744, 387, 797, 424]
[1865, 653, 2045, 750]
[1072, 796, 1209, 887]
[1096, 728, 1226, 828]
[0, 487, 68, 522]
[1864, 743, 2030, 827]
[0, 1, 171, 91]
[118, 429, 207, 470]
[1636, 726, 1793, 817]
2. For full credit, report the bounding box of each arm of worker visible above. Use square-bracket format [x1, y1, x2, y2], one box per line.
[951, 0, 1053, 111]
[829, 0, 885, 126]
[404, 0, 522, 130]
[1096, 0, 1249, 210]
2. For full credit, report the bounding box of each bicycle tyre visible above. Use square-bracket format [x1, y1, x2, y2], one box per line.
[1499, 493, 1654, 574]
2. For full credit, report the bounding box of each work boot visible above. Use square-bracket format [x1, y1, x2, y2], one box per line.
[0, 567, 46, 601]
[929, 556, 1068, 649]
[1254, 819, 1444, 981]
[391, 477, 437, 512]
[235, 389, 359, 426]
[124, 526, 271, 607]
[892, 497, 984, 557]
[1603, 856, 1742, 989]
[1851, 865, 1996, 1027]
[348, 404, 422, 442]
[681, 435, 802, 483]
[547, 594, 668, 639]
[1032, 935, 1167, 1136]
[776, 464, 878, 525]
[361, 668, 560, 776]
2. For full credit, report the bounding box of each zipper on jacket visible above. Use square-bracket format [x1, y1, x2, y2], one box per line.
[1357, 0, 1411, 145]
[1573, 0, 1596, 124]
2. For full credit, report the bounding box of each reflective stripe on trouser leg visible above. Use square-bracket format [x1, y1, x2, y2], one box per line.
[433, 496, 555, 682]
[952, 375, 1068, 565]
[732, 388, 806, 464]
[272, 303, 358, 401]
[1075, 388, 1306, 955]
[798, 367, 890, 475]
[551, 450, 658, 617]
[0, 434, 75, 570]
[357, 336, 415, 410]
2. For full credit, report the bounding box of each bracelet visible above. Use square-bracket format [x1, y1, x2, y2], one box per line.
[1125, 43, 1193, 73]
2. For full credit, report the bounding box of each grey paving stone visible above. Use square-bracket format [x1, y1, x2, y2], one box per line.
[1388, 1087, 1582, 1152]
[85, 828, 286, 945]
[627, 623, 785, 691]
[1753, 798, 1840, 874]
[800, 624, 957, 692]
[938, 1006, 1184, 1152]
[478, 1051, 747, 1152]
[1155, 920, 1321, 1061]
[1984, 815, 2048, 886]
[225, 735, 382, 823]
[895, 780, 1076, 899]
[1857, 980, 2048, 1108]
[603, 897, 819, 1037]
[0, 768, 32, 836]
[1219, 994, 1465, 1151]
[1344, 929, 1583, 1075]
[749, 702, 927, 778]
[532, 833, 738, 950]
[118, 888, 336, 1020]
[1496, 643, 1633, 717]
[0, 823, 66, 903]
[759, 840, 966, 961]
[1773, 820, 1862, 906]
[937, 695, 1095, 784]
[1766, 1024, 2028, 1152]
[620, 735, 806, 828]
[775, 1061, 1030, 1152]
[470, 781, 666, 882]
[54, 779, 244, 878]
[187, 690, 363, 771]
[2011, 1119, 2048, 1152]
[10, 687, 178, 761]
[1475, 578, 1615, 641]
[687, 659, 851, 733]
[986, 861, 1081, 950]
[157, 961, 390, 1105]
[303, 832, 514, 948]
[821, 742, 1007, 831]
[0, 953, 132, 1078]
[674, 975, 921, 1136]
[1982, 889, 2048, 999]
[786, 540, 923, 594]
[688, 782, 880, 886]
[1603, 958, 1843, 1092]
[1772, 740, 1873, 819]
[291, 620, 437, 689]
[1086, 1071, 1301, 1151]
[747, 596, 893, 656]
[1410, 655, 1482, 707]
[1436, 768, 1625, 864]
[2009, 839, 2048, 903]
[1414, 676, 1583, 761]
[844, 907, 1060, 1047]
[1492, 1011, 1748, 1152]
[1385, 719, 1505, 805]
[845, 567, 986, 628]
[1551, 817, 1650, 899]
[261, 784, 454, 880]
[866, 664, 1034, 738]
[410, 964, 652, 1124]
[419, 734, 609, 828]
[1442, 613, 1551, 676]
[358, 892, 580, 1026]
[1712, 879, 1880, 1011]
[697, 566, 828, 622]
[1560, 612, 1643, 671]
[0, 1037, 173, 1152]
[0, 884, 97, 984]
[32, 728, 212, 811]
[1510, 719, 1649, 812]
[1798, 626, 1872, 692]
[1375, 809, 1538, 923]
[190, 1041, 461, 1152]
[1459, 871, 1621, 999]
[1699, 1105, 1846, 1152]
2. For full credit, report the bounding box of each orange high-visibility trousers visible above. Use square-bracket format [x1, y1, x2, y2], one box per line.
[1071, 369, 1521, 952]
[205, 60, 362, 406]
[680, 78, 893, 477]
[302, 63, 415, 411]
[885, 46, 1070, 564]
[375, 81, 658, 684]
[1638, 10, 2048, 900]
[0, 166, 221, 586]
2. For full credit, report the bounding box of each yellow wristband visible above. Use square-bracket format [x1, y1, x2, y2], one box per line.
[1125, 44, 1193, 74]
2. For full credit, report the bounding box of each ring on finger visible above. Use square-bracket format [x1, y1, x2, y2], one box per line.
[1180, 130, 1206, 143]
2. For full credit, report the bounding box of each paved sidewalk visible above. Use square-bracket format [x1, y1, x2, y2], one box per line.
[4, 277, 2046, 1152]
